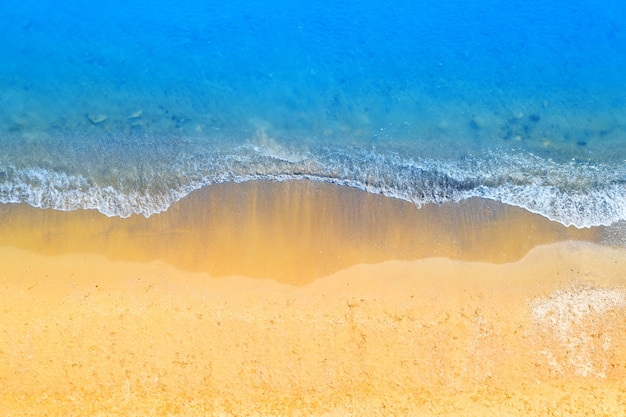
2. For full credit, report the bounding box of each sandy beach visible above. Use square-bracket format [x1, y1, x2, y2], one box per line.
[1, 181, 625, 416]
[0, 181, 598, 283]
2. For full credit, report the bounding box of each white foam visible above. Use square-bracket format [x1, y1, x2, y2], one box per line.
[1, 145, 625, 229]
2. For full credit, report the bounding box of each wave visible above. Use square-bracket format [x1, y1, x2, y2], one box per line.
[1, 144, 625, 228]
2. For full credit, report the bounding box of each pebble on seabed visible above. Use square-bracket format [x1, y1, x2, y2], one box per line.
[88, 114, 108, 124]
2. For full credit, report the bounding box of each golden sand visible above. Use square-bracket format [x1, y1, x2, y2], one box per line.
[1, 181, 625, 416]
[0, 180, 597, 284]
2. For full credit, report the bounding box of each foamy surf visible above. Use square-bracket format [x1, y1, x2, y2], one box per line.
[1, 143, 624, 229]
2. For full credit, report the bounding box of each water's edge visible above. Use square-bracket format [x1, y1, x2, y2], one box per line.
[1, 142, 624, 229]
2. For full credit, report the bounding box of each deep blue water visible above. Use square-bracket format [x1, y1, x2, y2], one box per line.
[1, 0, 625, 227]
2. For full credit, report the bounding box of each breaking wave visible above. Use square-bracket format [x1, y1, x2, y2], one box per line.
[1, 143, 624, 229]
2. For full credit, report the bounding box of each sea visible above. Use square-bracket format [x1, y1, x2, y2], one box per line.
[1, 0, 625, 229]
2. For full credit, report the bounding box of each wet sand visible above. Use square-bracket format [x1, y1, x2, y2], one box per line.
[1, 181, 625, 416]
[0, 180, 597, 284]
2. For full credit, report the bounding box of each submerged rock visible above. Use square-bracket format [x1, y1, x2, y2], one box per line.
[127, 110, 143, 119]
[87, 114, 108, 124]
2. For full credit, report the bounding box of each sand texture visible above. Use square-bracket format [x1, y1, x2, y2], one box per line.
[1, 181, 625, 416]
[0, 181, 597, 284]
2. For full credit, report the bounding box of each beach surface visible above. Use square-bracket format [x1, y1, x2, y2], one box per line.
[1, 181, 625, 416]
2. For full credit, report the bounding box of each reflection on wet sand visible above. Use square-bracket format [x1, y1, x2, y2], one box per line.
[0, 180, 597, 284]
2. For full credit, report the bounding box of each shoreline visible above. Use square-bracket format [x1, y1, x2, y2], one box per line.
[0, 180, 602, 284]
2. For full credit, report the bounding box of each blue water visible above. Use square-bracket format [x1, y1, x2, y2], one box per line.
[1, 0, 625, 227]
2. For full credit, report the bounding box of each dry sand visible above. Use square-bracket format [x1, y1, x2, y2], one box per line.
[1, 181, 625, 416]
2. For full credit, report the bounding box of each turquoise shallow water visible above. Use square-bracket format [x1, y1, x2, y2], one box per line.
[0, 0, 625, 227]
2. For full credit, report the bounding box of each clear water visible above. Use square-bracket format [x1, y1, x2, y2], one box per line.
[1, 0, 625, 227]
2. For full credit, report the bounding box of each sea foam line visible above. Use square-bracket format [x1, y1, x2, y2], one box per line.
[0, 146, 625, 228]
